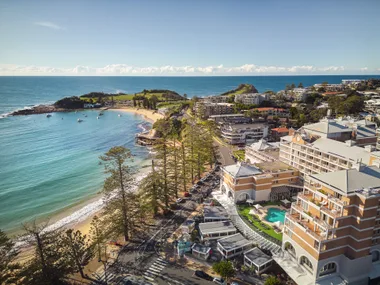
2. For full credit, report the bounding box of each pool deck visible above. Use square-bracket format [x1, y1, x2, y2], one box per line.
[256, 205, 287, 230]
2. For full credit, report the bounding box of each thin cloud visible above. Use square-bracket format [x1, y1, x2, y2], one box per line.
[34, 22, 65, 30]
[0, 63, 378, 76]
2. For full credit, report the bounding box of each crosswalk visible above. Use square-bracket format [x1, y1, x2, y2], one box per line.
[93, 268, 119, 284]
[213, 191, 281, 254]
[143, 257, 168, 281]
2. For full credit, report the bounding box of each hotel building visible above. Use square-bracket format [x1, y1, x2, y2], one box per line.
[220, 161, 301, 203]
[278, 164, 380, 284]
[279, 131, 380, 178]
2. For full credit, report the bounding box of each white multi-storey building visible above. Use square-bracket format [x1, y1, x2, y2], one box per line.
[279, 132, 380, 178]
[234, 93, 270, 105]
[220, 122, 268, 145]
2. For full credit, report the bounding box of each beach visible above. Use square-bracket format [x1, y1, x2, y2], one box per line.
[112, 106, 164, 123]
[56, 108, 163, 237]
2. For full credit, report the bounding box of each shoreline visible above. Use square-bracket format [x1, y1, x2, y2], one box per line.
[111, 106, 164, 123]
[11, 107, 162, 242]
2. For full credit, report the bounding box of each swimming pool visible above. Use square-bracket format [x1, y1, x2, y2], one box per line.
[265, 207, 286, 223]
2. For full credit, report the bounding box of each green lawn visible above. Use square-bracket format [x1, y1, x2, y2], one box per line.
[233, 150, 245, 161]
[237, 205, 283, 242]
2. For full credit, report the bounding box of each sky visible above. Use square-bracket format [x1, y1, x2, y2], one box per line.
[0, 0, 380, 76]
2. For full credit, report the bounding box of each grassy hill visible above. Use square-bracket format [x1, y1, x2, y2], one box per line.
[220, 84, 259, 97]
[80, 89, 185, 103]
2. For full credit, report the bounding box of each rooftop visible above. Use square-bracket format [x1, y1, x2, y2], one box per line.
[311, 137, 374, 164]
[192, 243, 211, 254]
[247, 139, 280, 151]
[223, 163, 262, 178]
[303, 119, 353, 135]
[222, 122, 267, 131]
[199, 221, 237, 235]
[272, 127, 289, 133]
[244, 247, 272, 267]
[256, 160, 296, 172]
[217, 233, 252, 251]
[203, 206, 229, 219]
[310, 165, 380, 194]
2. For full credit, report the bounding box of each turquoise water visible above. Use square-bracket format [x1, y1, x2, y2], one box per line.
[1, 75, 379, 233]
[265, 207, 286, 223]
[0, 110, 150, 232]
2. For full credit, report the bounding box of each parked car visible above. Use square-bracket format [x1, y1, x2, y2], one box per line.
[184, 192, 190, 197]
[230, 282, 241, 285]
[194, 270, 212, 281]
[213, 277, 225, 284]
[176, 198, 183, 204]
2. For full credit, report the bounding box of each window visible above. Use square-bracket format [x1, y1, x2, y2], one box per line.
[300, 256, 313, 272]
[319, 262, 336, 277]
[285, 242, 296, 257]
[372, 251, 380, 262]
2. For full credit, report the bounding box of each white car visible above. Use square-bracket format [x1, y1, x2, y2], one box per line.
[213, 277, 225, 284]
[176, 198, 183, 203]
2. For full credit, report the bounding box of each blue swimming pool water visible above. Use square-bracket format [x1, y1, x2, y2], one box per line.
[265, 208, 286, 223]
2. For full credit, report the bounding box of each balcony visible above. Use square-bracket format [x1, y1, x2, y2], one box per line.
[321, 206, 342, 218]
[286, 213, 325, 242]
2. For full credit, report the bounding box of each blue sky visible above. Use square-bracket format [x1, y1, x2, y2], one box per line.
[0, 0, 379, 75]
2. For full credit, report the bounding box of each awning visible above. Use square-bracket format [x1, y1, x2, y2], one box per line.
[281, 199, 291, 205]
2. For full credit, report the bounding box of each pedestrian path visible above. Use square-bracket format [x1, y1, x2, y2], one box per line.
[93, 267, 119, 284]
[143, 257, 168, 281]
[212, 190, 281, 254]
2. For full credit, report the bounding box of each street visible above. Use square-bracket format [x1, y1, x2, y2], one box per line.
[98, 142, 240, 285]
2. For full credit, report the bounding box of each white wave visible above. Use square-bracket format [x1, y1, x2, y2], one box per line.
[14, 170, 150, 248]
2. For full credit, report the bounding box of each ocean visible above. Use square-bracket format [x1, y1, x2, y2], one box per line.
[1, 75, 379, 233]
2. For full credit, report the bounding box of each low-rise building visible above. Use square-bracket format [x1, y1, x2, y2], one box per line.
[314, 83, 344, 92]
[277, 164, 380, 285]
[291, 88, 309, 102]
[220, 161, 301, 203]
[191, 243, 212, 260]
[220, 122, 269, 145]
[234, 93, 270, 105]
[199, 221, 237, 241]
[271, 127, 290, 141]
[244, 247, 273, 274]
[202, 95, 230, 103]
[252, 107, 290, 118]
[195, 102, 234, 118]
[203, 206, 229, 222]
[217, 233, 253, 259]
[208, 114, 251, 124]
[245, 139, 280, 164]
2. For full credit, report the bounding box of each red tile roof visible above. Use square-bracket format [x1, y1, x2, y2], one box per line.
[271, 127, 289, 133]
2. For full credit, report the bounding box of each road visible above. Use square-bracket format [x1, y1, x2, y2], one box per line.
[217, 143, 235, 166]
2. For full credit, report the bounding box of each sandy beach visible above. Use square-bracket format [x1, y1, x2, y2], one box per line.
[14, 107, 161, 265]
[112, 106, 164, 124]
[68, 107, 163, 236]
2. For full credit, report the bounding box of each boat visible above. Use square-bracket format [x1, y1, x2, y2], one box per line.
[118, 114, 121, 117]
[85, 115, 88, 117]
[98, 112, 104, 116]
[46, 114, 52, 118]
[97, 116, 100, 119]
[77, 118, 83, 122]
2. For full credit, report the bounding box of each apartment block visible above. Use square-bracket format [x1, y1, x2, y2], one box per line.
[220, 161, 301, 203]
[220, 122, 269, 145]
[234, 93, 270, 105]
[277, 165, 380, 284]
[195, 102, 234, 118]
[279, 132, 380, 178]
